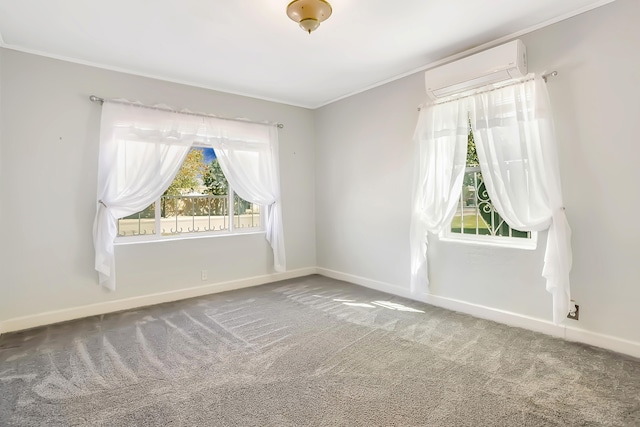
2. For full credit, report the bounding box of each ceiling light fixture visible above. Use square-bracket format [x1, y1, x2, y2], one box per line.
[286, 0, 332, 34]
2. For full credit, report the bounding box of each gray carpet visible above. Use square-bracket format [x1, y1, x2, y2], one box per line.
[1, 275, 639, 426]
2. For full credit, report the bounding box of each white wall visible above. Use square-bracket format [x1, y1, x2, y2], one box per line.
[315, 0, 640, 345]
[0, 48, 5, 321]
[0, 50, 316, 323]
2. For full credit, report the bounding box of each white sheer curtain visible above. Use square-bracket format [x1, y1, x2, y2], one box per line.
[470, 78, 572, 323]
[410, 100, 469, 294]
[211, 125, 286, 272]
[94, 102, 193, 290]
[94, 101, 285, 290]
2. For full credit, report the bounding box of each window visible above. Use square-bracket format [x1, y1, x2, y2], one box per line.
[95, 101, 285, 289]
[117, 147, 262, 240]
[442, 124, 536, 248]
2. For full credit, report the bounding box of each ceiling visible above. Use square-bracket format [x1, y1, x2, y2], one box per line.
[0, 0, 615, 109]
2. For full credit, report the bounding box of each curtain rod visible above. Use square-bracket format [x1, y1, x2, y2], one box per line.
[417, 71, 558, 111]
[89, 96, 284, 129]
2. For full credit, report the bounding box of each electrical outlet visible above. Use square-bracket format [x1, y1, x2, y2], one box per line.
[201, 270, 208, 281]
[567, 303, 579, 320]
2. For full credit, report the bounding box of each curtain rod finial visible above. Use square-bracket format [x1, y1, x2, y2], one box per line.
[90, 95, 104, 104]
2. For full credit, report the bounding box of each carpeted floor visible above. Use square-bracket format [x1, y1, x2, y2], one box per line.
[1, 275, 639, 426]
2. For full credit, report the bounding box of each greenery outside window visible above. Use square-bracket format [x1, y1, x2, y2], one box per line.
[117, 147, 262, 240]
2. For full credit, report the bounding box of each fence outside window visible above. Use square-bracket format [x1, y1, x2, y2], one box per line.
[450, 167, 530, 239]
[117, 194, 261, 238]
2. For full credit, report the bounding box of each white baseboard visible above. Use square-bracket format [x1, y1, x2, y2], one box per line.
[315, 267, 640, 360]
[564, 326, 640, 360]
[0, 267, 316, 335]
[317, 268, 415, 299]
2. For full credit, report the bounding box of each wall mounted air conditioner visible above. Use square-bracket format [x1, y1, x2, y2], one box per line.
[425, 39, 527, 100]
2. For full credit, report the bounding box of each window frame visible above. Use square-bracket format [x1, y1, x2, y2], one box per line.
[440, 227, 538, 250]
[115, 145, 265, 244]
[440, 129, 538, 250]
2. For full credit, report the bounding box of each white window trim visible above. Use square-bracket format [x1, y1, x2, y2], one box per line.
[115, 229, 265, 246]
[439, 228, 538, 250]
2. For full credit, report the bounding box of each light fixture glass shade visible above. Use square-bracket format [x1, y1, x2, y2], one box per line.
[286, 0, 332, 34]
[299, 18, 320, 33]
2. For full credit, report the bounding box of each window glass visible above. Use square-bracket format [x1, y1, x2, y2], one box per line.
[445, 123, 534, 246]
[117, 147, 261, 239]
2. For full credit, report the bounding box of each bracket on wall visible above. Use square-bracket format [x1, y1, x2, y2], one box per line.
[542, 71, 558, 82]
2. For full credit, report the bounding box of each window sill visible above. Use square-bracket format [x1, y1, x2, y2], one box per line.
[438, 232, 538, 250]
[115, 229, 266, 246]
